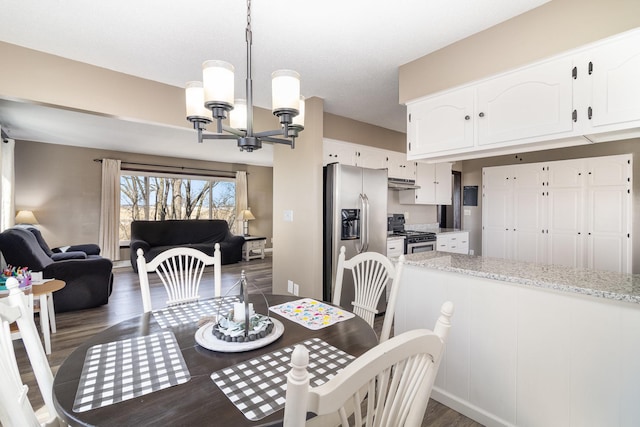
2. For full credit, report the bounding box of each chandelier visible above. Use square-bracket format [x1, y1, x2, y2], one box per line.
[185, 0, 304, 152]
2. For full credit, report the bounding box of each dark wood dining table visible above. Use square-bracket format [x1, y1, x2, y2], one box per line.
[52, 294, 379, 426]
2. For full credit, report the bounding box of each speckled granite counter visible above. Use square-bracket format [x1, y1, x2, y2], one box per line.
[402, 251, 640, 304]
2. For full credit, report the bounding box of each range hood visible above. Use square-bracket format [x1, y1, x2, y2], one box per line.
[388, 177, 421, 191]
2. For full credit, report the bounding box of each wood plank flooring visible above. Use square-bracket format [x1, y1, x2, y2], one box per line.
[14, 254, 482, 426]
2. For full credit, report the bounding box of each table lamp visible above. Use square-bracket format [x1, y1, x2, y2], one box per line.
[239, 209, 255, 236]
[15, 210, 38, 226]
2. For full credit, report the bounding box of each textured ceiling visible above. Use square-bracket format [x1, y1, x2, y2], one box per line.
[0, 0, 549, 166]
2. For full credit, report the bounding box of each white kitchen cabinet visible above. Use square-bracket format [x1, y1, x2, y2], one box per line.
[436, 232, 469, 254]
[323, 139, 357, 166]
[399, 162, 452, 205]
[406, 28, 640, 162]
[482, 164, 547, 264]
[386, 151, 416, 181]
[407, 88, 474, 157]
[582, 29, 640, 134]
[353, 147, 388, 169]
[476, 57, 575, 146]
[386, 237, 405, 258]
[483, 154, 632, 273]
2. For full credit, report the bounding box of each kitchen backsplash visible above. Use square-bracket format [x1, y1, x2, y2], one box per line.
[405, 223, 440, 231]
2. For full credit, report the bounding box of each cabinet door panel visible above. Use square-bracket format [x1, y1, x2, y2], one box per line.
[589, 30, 640, 128]
[407, 88, 474, 156]
[477, 58, 574, 146]
[547, 188, 583, 268]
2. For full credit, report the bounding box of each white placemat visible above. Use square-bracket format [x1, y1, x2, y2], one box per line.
[269, 298, 355, 329]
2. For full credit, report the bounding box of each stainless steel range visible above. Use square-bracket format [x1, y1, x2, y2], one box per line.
[388, 214, 436, 254]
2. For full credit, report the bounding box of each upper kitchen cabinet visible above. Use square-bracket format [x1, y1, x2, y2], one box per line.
[407, 87, 474, 157]
[475, 57, 575, 147]
[324, 138, 357, 166]
[399, 162, 452, 205]
[579, 29, 640, 139]
[386, 151, 416, 181]
[406, 27, 640, 162]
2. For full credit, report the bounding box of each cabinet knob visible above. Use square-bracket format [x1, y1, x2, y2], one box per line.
[479, 112, 485, 118]
[464, 115, 470, 120]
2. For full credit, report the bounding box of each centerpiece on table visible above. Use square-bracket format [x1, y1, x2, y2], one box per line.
[195, 270, 283, 352]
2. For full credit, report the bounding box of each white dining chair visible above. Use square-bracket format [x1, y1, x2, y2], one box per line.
[283, 301, 454, 427]
[333, 246, 405, 342]
[0, 278, 60, 427]
[136, 243, 222, 313]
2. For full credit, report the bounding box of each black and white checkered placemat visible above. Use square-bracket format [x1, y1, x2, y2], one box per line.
[153, 297, 239, 328]
[73, 331, 190, 413]
[211, 337, 355, 421]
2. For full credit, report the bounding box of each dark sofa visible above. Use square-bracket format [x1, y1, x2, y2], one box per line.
[129, 220, 245, 271]
[0, 228, 114, 313]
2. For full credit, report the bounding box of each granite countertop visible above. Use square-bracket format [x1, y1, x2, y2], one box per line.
[386, 234, 406, 241]
[401, 251, 640, 305]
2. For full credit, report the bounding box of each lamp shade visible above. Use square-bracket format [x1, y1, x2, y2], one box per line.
[203, 60, 235, 108]
[292, 96, 305, 128]
[229, 99, 248, 130]
[15, 210, 38, 225]
[271, 70, 300, 113]
[239, 209, 256, 221]
[185, 81, 213, 121]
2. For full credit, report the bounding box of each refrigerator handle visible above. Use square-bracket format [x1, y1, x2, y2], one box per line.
[356, 193, 366, 253]
[363, 193, 370, 252]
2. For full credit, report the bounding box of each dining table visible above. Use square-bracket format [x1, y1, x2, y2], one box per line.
[52, 293, 379, 426]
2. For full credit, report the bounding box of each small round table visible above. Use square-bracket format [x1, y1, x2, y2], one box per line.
[31, 279, 66, 354]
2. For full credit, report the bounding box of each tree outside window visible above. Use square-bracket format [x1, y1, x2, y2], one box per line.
[119, 172, 236, 242]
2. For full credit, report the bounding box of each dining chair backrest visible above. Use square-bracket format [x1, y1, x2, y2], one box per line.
[0, 278, 58, 427]
[136, 243, 222, 313]
[333, 246, 405, 342]
[283, 301, 454, 427]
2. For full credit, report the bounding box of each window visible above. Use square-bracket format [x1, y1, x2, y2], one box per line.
[119, 172, 236, 242]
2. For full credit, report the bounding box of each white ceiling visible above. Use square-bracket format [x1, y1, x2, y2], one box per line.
[0, 0, 549, 166]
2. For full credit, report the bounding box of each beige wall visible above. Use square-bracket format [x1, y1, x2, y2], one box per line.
[460, 138, 640, 273]
[14, 140, 273, 263]
[272, 97, 325, 297]
[323, 113, 406, 152]
[399, 0, 640, 103]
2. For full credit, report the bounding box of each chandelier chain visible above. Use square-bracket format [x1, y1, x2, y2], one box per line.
[247, 0, 252, 32]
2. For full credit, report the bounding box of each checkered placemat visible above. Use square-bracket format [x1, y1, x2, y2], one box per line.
[211, 337, 354, 421]
[73, 331, 190, 413]
[153, 297, 239, 328]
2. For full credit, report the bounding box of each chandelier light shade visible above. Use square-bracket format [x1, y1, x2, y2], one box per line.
[15, 210, 38, 225]
[185, 0, 304, 152]
[185, 81, 212, 122]
[230, 99, 248, 130]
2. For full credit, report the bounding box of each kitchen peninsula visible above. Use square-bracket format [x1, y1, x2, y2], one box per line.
[394, 251, 640, 427]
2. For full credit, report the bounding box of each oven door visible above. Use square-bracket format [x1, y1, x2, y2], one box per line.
[406, 240, 436, 254]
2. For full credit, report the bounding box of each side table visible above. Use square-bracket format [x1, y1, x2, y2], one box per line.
[242, 236, 266, 261]
[31, 279, 66, 355]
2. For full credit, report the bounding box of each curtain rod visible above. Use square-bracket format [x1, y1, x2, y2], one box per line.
[93, 159, 243, 177]
[1, 129, 9, 143]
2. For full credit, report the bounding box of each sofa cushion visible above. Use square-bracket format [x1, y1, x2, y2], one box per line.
[51, 251, 88, 261]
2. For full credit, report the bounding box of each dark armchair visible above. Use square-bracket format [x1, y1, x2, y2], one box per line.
[0, 228, 113, 313]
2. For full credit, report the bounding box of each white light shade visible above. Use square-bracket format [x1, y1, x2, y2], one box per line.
[271, 70, 300, 112]
[15, 210, 38, 224]
[292, 96, 305, 127]
[185, 81, 212, 120]
[229, 99, 247, 130]
[239, 209, 255, 221]
[202, 60, 235, 107]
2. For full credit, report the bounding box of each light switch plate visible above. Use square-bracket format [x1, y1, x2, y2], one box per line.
[283, 210, 294, 222]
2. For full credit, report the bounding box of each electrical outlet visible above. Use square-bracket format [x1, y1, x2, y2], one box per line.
[293, 283, 300, 296]
[469, 249, 475, 255]
[287, 280, 294, 294]
[464, 209, 471, 216]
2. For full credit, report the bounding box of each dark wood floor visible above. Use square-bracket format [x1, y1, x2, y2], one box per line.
[15, 254, 482, 426]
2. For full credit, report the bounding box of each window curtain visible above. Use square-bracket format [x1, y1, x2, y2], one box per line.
[99, 159, 121, 260]
[0, 135, 15, 232]
[235, 171, 248, 235]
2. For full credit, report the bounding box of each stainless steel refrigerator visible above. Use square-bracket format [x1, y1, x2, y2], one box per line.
[323, 163, 388, 311]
